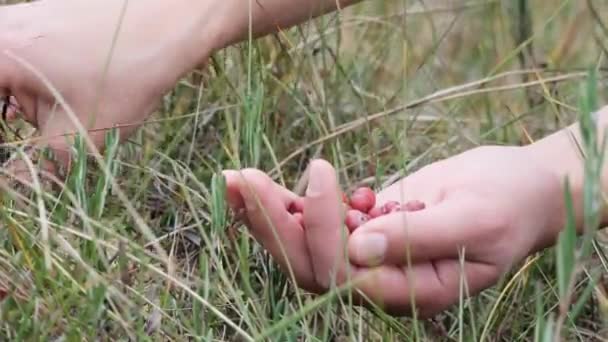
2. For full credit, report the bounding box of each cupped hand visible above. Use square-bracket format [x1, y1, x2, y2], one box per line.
[0, 0, 216, 180]
[223, 145, 566, 317]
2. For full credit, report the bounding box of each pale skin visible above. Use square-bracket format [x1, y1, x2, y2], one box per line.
[1, 0, 607, 317]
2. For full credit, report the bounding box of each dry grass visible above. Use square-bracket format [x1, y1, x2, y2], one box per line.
[1, 0, 608, 340]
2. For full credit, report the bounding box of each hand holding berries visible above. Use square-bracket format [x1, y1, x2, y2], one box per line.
[223, 144, 565, 318]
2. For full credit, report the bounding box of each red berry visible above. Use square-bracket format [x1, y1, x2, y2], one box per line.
[381, 201, 400, 214]
[403, 200, 426, 211]
[349, 187, 376, 213]
[368, 206, 383, 218]
[345, 209, 370, 232]
[388, 205, 404, 213]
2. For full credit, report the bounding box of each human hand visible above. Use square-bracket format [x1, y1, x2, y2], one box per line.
[0, 0, 222, 181]
[223, 145, 567, 317]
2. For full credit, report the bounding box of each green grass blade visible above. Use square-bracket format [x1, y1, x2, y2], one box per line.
[533, 282, 545, 342]
[90, 127, 120, 219]
[556, 177, 576, 299]
[210, 172, 227, 234]
[569, 271, 599, 323]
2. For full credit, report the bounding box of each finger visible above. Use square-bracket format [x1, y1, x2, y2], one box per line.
[1, 90, 29, 123]
[224, 171, 245, 211]
[9, 90, 39, 126]
[351, 260, 497, 318]
[0, 62, 14, 95]
[4, 96, 21, 121]
[1, 102, 74, 185]
[0, 44, 38, 125]
[0, 87, 39, 126]
[303, 159, 351, 288]
[223, 169, 321, 292]
[348, 195, 482, 266]
[1, 145, 59, 188]
[225, 169, 298, 212]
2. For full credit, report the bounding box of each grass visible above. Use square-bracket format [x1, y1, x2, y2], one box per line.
[2, 0, 608, 340]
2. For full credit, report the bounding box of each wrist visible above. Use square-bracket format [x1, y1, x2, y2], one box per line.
[524, 105, 608, 241]
[118, 0, 236, 76]
[189, 0, 238, 54]
[156, 0, 230, 65]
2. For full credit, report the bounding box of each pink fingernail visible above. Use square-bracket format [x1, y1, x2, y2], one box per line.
[351, 233, 387, 266]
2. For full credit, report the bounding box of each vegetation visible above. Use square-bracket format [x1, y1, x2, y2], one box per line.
[1, 0, 608, 340]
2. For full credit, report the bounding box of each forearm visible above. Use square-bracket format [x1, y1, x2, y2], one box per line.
[215, 0, 359, 49]
[525, 105, 608, 235]
[149, 0, 360, 78]
[64, 0, 358, 87]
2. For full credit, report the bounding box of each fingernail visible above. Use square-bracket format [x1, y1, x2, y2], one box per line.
[305, 161, 323, 197]
[222, 170, 246, 212]
[351, 233, 387, 266]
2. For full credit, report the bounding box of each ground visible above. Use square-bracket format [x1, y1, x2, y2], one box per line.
[1, 0, 608, 341]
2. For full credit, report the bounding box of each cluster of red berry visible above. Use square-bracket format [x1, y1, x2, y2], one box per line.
[288, 186, 425, 232]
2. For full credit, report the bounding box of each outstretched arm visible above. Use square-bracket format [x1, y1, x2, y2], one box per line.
[0, 0, 359, 179]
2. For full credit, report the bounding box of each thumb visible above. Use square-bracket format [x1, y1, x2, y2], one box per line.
[348, 196, 482, 267]
[303, 159, 350, 288]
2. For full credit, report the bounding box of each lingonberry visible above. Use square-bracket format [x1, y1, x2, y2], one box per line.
[349, 186, 376, 213]
[403, 200, 426, 211]
[368, 206, 383, 218]
[345, 209, 370, 232]
[381, 201, 401, 214]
